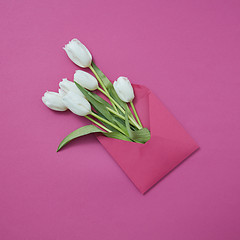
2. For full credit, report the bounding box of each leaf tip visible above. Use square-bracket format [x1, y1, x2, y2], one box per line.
[56, 145, 62, 152]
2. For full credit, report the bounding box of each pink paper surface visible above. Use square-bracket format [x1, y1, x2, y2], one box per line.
[1, 0, 240, 240]
[98, 85, 199, 193]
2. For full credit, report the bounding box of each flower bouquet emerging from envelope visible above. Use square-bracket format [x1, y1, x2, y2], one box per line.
[42, 39, 151, 151]
[42, 38, 199, 194]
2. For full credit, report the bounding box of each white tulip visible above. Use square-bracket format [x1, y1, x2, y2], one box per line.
[62, 91, 91, 116]
[59, 78, 84, 97]
[113, 77, 134, 102]
[42, 91, 67, 111]
[63, 39, 92, 68]
[74, 70, 98, 91]
[58, 88, 66, 97]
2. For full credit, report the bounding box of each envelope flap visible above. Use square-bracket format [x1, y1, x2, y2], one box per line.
[149, 92, 199, 150]
[132, 84, 151, 129]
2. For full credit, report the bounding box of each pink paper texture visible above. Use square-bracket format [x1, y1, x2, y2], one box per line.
[1, 0, 240, 240]
[98, 85, 199, 193]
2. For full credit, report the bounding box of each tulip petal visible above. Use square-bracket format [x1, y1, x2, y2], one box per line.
[63, 39, 92, 68]
[42, 91, 67, 111]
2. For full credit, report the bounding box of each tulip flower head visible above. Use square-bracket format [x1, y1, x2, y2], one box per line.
[59, 78, 84, 97]
[113, 77, 134, 102]
[42, 91, 67, 111]
[62, 91, 91, 116]
[63, 39, 92, 68]
[74, 70, 98, 91]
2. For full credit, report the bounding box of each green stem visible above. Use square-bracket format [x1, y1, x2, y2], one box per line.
[90, 112, 126, 135]
[85, 115, 111, 132]
[130, 101, 143, 128]
[98, 87, 141, 129]
[89, 65, 118, 112]
[107, 107, 141, 130]
[98, 87, 124, 112]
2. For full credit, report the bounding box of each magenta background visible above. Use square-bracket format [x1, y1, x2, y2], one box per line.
[1, 0, 240, 239]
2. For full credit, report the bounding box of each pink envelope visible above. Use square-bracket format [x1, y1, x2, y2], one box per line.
[97, 84, 199, 194]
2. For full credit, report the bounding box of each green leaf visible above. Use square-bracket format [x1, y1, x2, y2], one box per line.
[91, 62, 135, 119]
[92, 62, 125, 109]
[125, 107, 133, 139]
[91, 111, 115, 132]
[57, 125, 132, 152]
[75, 82, 129, 135]
[57, 125, 104, 152]
[91, 61, 112, 89]
[131, 128, 151, 143]
[88, 89, 113, 108]
[75, 82, 115, 122]
[124, 106, 151, 144]
[103, 131, 132, 142]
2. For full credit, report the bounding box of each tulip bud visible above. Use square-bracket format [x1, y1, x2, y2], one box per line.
[62, 91, 91, 116]
[113, 77, 134, 102]
[42, 91, 67, 111]
[74, 70, 98, 91]
[63, 39, 92, 68]
[59, 78, 84, 97]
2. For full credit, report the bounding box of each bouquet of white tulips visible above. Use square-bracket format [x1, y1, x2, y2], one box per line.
[42, 39, 151, 151]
